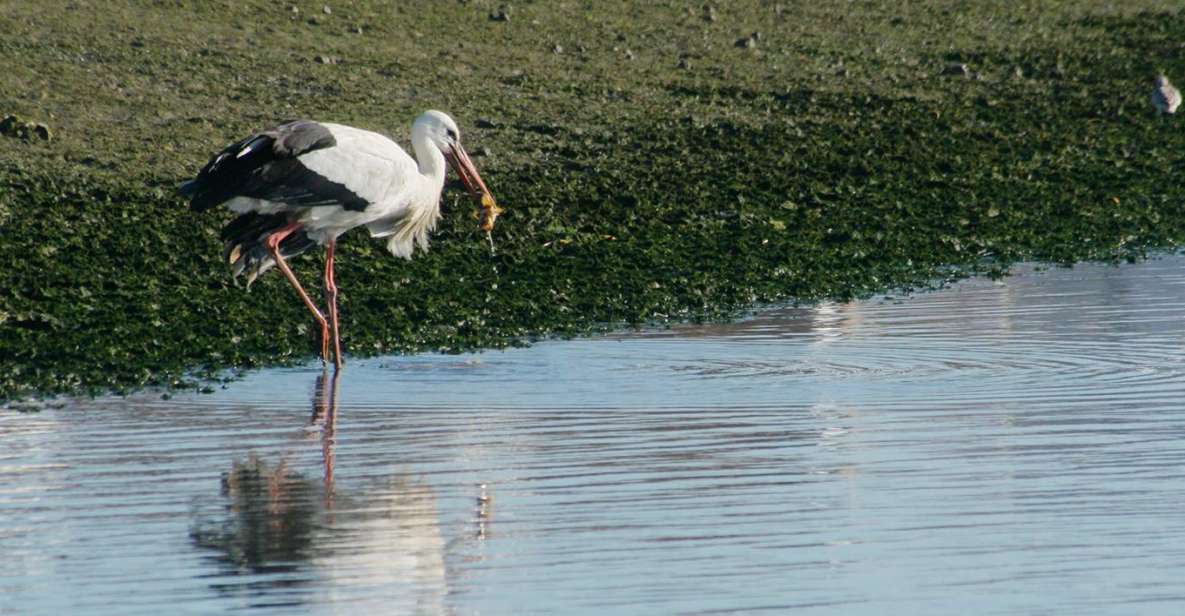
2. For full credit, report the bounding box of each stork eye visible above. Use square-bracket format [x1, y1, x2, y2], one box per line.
[446, 128, 458, 141]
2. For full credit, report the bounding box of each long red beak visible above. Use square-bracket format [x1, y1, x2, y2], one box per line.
[446, 143, 490, 200]
[446, 144, 502, 232]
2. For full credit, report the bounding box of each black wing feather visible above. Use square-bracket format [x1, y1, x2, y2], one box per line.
[180, 120, 368, 212]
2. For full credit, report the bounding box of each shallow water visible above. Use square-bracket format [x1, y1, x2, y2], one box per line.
[5, 256, 1185, 615]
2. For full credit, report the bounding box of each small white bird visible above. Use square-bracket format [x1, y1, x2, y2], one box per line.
[1151, 75, 1181, 115]
[180, 110, 500, 367]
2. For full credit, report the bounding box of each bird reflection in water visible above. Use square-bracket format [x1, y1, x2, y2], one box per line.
[188, 369, 458, 611]
[189, 453, 321, 571]
[189, 369, 339, 572]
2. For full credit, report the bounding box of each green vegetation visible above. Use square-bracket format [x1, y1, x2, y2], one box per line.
[2, 1, 1185, 400]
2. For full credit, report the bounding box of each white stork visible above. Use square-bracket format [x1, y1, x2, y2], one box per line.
[180, 110, 501, 367]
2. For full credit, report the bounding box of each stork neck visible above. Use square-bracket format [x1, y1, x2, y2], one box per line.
[413, 133, 447, 188]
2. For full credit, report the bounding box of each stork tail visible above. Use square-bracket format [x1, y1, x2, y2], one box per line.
[220, 213, 315, 286]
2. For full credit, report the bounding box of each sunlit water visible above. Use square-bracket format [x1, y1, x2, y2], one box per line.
[5, 256, 1185, 614]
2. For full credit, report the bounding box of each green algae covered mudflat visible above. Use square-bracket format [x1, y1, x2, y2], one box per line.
[2, 1, 1185, 399]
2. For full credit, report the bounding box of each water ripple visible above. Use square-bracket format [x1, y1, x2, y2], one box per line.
[5, 257, 1185, 614]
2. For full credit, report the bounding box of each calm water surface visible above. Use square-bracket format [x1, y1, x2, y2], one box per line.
[5, 257, 1185, 614]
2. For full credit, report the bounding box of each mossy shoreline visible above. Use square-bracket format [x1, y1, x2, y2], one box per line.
[3, 2, 1185, 402]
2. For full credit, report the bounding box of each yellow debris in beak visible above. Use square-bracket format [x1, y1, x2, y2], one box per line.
[478, 192, 504, 233]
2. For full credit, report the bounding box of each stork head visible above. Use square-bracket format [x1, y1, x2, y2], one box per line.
[415, 110, 488, 199]
[414, 110, 501, 231]
[1154, 75, 1171, 87]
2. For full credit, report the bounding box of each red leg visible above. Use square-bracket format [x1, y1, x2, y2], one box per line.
[324, 239, 343, 367]
[264, 223, 331, 363]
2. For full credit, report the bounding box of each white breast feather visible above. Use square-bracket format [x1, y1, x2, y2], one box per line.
[308, 125, 444, 260]
[368, 201, 442, 260]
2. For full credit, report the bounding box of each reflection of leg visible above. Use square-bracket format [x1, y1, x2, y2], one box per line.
[325, 366, 341, 435]
[310, 368, 330, 426]
[324, 239, 343, 368]
[322, 367, 342, 505]
[265, 223, 330, 363]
